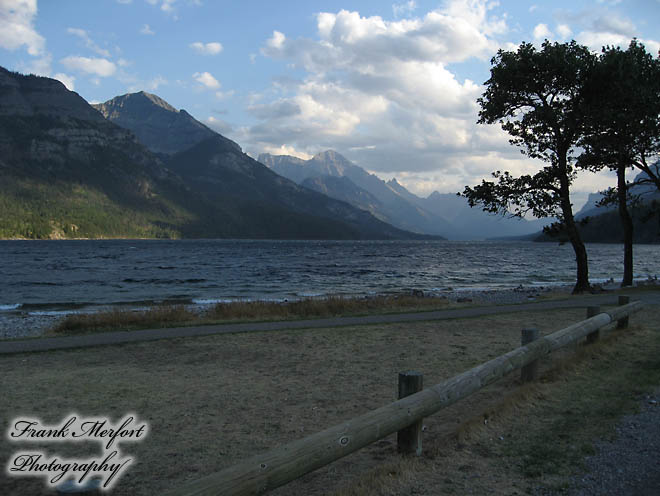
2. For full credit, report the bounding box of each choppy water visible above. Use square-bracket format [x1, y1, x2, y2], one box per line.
[1, 239, 659, 320]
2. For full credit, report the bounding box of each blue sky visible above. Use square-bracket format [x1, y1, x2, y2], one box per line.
[1, 0, 659, 207]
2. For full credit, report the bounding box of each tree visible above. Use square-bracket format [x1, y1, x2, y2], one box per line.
[462, 40, 597, 293]
[579, 40, 660, 286]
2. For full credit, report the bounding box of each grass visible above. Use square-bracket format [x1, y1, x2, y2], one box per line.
[48, 294, 452, 334]
[3, 304, 659, 495]
[49, 304, 198, 333]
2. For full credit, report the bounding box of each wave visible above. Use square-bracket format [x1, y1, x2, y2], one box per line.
[0, 303, 22, 311]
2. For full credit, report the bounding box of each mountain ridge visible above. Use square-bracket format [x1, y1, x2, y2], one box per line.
[259, 150, 548, 239]
[0, 68, 432, 240]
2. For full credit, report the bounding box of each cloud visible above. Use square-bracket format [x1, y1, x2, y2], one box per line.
[591, 16, 636, 36]
[193, 71, 220, 89]
[140, 24, 155, 35]
[190, 41, 223, 55]
[392, 1, 416, 18]
[215, 90, 235, 100]
[66, 27, 111, 57]
[533, 23, 552, 41]
[53, 73, 75, 91]
[61, 56, 117, 77]
[147, 75, 167, 90]
[18, 53, 52, 76]
[0, 0, 45, 55]
[205, 116, 234, 135]
[260, 144, 313, 161]
[556, 24, 572, 39]
[146, 0, 177, 13]
[245, 0, 515, 192]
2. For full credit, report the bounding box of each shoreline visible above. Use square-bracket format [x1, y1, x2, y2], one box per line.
[3, 279, 659, 341]
[0, 284, 574, 340]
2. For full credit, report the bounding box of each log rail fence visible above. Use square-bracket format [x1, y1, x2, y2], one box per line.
[166, 297, 644, 496]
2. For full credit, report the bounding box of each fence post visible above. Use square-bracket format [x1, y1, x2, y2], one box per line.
[617, 296, 630, 329]
[586, 306, 601, 344]
[397, 371, 423, 456]
[521, 329, 539, 382]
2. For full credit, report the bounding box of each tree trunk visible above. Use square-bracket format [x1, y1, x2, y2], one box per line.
[557, 154, 591, 294]
[617, 164, 634, 287]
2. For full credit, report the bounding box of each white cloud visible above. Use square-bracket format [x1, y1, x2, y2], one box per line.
[205, 116, 234, 135]
[140, 24, 155, 35]
[53, 73, 75, 91]
[66, 27, 111, 57]
[146, 0, 177, 13]
[591, 16, 636, 36]
[247, 0, 514, 192]
[19, 53, 52, 76]
[392, 1, 416, 18]
[0, 0, 45, 55]
[61, 56, 117, 77]
[193, 71, 220, 89]
[266, 31, 286, 50]
[147, 75, 167, 90]
[533, 23, 552, 41]
[261, 144, 313, 161]
[215, 90, 235, 100]
[116, 0, 132, 3]
[190, 41, 223, 55]
[556, 24, 572, 39]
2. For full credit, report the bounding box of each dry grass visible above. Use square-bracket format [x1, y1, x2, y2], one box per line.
[206, 294, 449, 320]
[2, 305, 659, 496]
[49, 304, 198, 333]
[48, 294, 451, 334]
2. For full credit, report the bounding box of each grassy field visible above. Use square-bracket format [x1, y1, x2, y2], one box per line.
[1, 303, 659, 495]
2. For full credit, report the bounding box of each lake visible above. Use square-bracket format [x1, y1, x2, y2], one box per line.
[2, 239, 659, 319]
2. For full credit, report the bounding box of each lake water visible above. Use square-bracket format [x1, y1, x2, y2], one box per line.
[2, 240, 659, 320]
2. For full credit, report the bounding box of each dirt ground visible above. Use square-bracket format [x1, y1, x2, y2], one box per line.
[1, 304, 658, 495]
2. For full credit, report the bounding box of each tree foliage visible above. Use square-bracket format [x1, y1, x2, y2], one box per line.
[463, 40, 597, 293]
[577, 40, 660, 286]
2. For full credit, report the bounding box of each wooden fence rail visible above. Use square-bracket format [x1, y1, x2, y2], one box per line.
[165, 299, 644, 496]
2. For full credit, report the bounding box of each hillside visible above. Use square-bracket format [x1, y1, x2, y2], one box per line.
[259, 150, 547, 239]
[165, 136, 428, 239]
[93, 91, 239, 156]
[0, 68, 429, 240]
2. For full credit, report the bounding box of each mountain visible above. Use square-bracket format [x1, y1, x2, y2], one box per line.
[0, 67, 203, 239]
[419, 191, 549, 239]
[259, 151, 454, 236]
[92, 91, 239, 156]
[536, 169, 660, 243]
[164, 136, 425, 239]
[259, 150, 547, 239]
[0, 69, 428, 240]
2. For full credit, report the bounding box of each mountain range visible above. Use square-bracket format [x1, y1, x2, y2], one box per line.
[0, 67, 431, 240]
[259, 151, 548, 239]
[4, 66, 652, 242]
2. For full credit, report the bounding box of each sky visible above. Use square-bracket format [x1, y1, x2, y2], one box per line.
[1, 0, 659, 209]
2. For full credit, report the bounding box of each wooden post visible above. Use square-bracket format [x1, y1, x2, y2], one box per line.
[163, 302, 645, 496]
[397, 371, 423, 456]
[617, 296, 630, 329]
[521, 328, 539, 382]
[586, 306, 601, 344]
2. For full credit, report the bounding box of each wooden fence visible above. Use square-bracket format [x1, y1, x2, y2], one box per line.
[165, 296, 643, 496]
